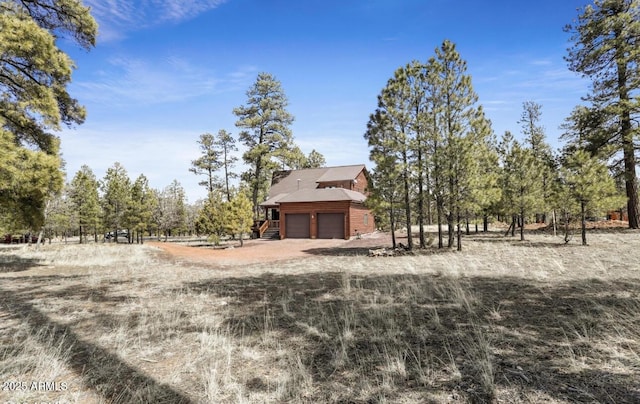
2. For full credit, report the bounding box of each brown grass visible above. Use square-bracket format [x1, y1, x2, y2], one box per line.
[1, 228, 640, 403]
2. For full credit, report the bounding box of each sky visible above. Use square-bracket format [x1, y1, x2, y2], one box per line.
[59, 0, 592, 203]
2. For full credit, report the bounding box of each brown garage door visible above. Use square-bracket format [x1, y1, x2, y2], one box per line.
[285, 214, 310, 238]
[318, 213, 345, 239]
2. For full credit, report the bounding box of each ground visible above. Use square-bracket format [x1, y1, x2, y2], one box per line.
[147, 231, 391, 266]
[1, 223, 639, 403]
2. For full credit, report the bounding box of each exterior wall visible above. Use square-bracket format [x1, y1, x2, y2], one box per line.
[353, 170, 369, 194]
[278, 201, 375, 239]
[279, 201, 351, 239]
[316, 169, 370, 194]
[349, 203, 376, 236]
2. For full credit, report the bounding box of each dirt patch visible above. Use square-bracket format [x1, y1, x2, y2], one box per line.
[147, 232, 392, 266]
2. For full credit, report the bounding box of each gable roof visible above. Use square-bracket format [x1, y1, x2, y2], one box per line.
[261, 164, 367, 206]
[316, 165, 366, 183]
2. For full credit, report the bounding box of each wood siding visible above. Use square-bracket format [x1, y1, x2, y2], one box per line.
[279, 201, 374, 239]
[349, 203, 376, 236]
[316, 169, 370, 194]
[279, 201, 350, 239]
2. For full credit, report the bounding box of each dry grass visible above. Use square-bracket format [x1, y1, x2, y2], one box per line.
[1, 229, 640, 403]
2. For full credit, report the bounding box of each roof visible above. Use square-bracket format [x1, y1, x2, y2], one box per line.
[267, 164, 365, 195]
[276, 188, 366, 204]
[260, 164, 368, 206]
[316, 165, 366, 183]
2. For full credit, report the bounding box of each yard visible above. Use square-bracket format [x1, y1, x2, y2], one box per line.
[1, 227, 639, 403]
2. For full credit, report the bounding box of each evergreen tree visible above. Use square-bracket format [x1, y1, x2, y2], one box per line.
[562, 149, 626, 245]
[190, 133, 222, 194]
[195, 190, 226, 244]
[224, 191, 253, 247]
[365, 110, 402, 249]
[500, 137, 544, 241]
[69, 165, 100, 243]
[432, 40, 481, 250]
[1, 0, 96, 153]
[0, 1, 96, 229]
[101, 162, 131, 242]
[214, 129, 238, 201]
[376, 65, 415, 250]
[305, 149, 326, 168]
[565, 0, 640, 228]
[518, 101, 555, 223]
[234, 72, 295, 218]
[0, 129, 63, 231]
[128, 174, 156, 244]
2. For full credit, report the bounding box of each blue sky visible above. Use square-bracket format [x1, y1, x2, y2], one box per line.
[59, 0, 591, 203]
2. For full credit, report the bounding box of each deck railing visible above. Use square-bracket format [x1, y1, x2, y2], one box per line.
[257, 220, 269, 237]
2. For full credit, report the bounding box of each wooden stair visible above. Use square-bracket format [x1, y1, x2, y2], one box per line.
[261, 227, 280, 239]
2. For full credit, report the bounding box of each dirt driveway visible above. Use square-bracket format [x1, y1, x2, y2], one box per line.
[148, 232, 390, 266]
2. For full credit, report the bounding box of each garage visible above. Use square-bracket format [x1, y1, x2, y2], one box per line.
[285, 213, 310, 238]
[317, 213, 345, 239]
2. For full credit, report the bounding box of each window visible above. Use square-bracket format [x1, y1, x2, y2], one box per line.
[364, 214, 368, 226]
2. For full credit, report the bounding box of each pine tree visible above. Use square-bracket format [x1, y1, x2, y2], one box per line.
[234, 73, 295, 218]
[195, 190, 226, 244]
[190, 133, 223, 194]
[562, 149, 626, 245]
[376, 65, 416, 250]
[128, 174, 156, 244]
[565, 0, 640, 228]
[432, 40, 481, 250]
[224, 191, 253, 247]
[101, 162, 131, 242]
[365, 110, 402, 249]
[214, 129, 238, 201]
[500, 138, 544, 241]
[518, 101, 554, 223]
[305, 149, 326, 168]
[69, 165, 100, 243]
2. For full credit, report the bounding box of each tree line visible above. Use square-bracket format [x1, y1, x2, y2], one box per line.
[364, 1, 640, 249]
[365, 36, 627, 249]
[2, 1, 638, 248]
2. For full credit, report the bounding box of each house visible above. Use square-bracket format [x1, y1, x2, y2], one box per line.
[258, 164, 375, 240]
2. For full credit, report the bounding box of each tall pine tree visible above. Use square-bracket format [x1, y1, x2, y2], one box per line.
[565, 0, 640, 228]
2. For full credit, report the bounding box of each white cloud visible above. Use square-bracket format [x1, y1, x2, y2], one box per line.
[74, 55, 219, 105]
[85, 0, 227, 41]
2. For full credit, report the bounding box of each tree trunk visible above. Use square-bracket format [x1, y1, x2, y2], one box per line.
[581, 201, 587, 246]
[465, 212, 470, 235]
[402, 151, 413, 250]
[447, 213, 454, 248]
[483, 214, 489, 232]
[564, 210, 571, 243]
[436, 197, 443, 248]
[389, 208, 397, 249]
[552, 209, 557, 237]
[520, 210, 525, 241]
[79, 225, 83, 244]
[417, 148, 425, 249]
[616, 43, 640, 229]
[456, 212, 462, 251]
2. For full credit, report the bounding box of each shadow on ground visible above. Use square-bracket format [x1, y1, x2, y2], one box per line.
[0, 254, 46, 273]
[2, 256, 639, 403]
[0, 279, 193, 404]
[181, 272, 640, 403]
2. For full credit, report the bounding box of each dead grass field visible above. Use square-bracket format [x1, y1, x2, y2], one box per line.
[1, 227, 640, 403]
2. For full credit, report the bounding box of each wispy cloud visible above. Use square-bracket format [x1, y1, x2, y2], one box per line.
[85, 0, 227, 41]
[74, 55, 222, 105]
